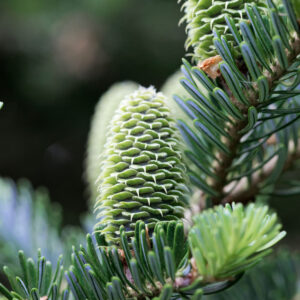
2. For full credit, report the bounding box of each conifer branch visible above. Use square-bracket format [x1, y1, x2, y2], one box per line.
[223, 139, 300, 204]
[210, 35, 300, 204]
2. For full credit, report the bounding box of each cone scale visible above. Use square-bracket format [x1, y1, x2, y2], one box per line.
[95, 87, 188, 244]
[181, 0, 267, 61]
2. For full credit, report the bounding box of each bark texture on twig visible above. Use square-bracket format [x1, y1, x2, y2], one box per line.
[209, 34, 300, 205]
[223, 140, 300, 204]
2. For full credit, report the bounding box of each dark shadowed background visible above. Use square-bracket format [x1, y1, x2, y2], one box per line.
[0, 0, 298, 249]
[0, 0, 185, 226]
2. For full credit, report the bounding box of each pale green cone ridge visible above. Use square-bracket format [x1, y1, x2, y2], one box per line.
[180, 0, 267, 61]
[162, 70, 191, 124]
[162, 70, 190, 100]
[85, 81, 139, 206]
[95, 86, 189, 244]
[161, 69, 208, 120]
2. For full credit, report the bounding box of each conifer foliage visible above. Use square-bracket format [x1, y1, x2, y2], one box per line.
[0, 0, 300, 299]
[180, 0, 268, 60]
[176, 0, 300, 205]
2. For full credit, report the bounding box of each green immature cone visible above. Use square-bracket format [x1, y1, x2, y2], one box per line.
[86, 81, 138, 205]
[95, 86, 189, 244]
[161, 70, 192, 129]
[180, 0, 267, 61]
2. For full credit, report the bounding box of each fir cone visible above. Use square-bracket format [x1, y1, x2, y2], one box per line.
[180, 0, 267, 61]
[86, 81, 138, 206]
[95, 86, 189, 244]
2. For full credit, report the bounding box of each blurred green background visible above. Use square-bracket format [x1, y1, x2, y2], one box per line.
[0, 0, 299, 250]
[0, 0, 185, 226]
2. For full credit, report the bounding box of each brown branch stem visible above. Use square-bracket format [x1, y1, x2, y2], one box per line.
[223, 141, 300, 204]
[209, 34, 300, 205]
